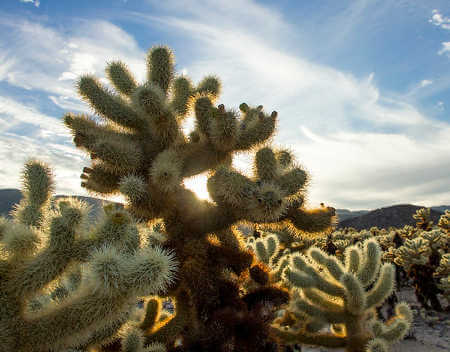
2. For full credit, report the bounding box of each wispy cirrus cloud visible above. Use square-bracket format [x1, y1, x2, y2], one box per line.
[0, 95, 87, 196]
[0, 16, 146, 109]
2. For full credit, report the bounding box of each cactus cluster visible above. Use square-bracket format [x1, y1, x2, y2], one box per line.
[271, 239, 413, 352]
[4, 43, 424, 352]
[61, 45, 336, 351]
[275, 208, 449, 313]
[0, 160, 177, 352]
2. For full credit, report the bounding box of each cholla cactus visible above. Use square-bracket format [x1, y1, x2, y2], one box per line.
[63, 45, 336, 351]
[434, 254, 450, 306]
[247, 233, 290, 285]
[394, 234, 445, 311]
[0, 161, 177, 352]
[271, 238, 412, 352]
[393, 237, 432, 269]
[413, 208, 433, 231]
[437, 210, 449, 235]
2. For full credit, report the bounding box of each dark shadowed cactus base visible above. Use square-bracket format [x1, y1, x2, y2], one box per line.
[63, 45, 337, 351]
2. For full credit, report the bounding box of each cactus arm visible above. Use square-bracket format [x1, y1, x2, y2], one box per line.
[357, 239, 382, 287]
[255, 239, 270, 264]
[11, 160, 54, 228]
[378, 320, 409, 343]
[193, 94, 216, 139]
[294, 294, 347, 323]
[208, 104, 238, 151]
[64, 113, 161, 164]
[84, 298, 163, 351]
[308, 248, 345, 281]
[64, 113, 143, 170]
[344, 246, 361, 274]
[365, 264, 395, 309]
[286, 206, 336, 233]
[195, 75, 221, 98]
[290, 257, 345, 297]
[64, 112, 122, 144]
[1, 222, 41, 258]
[80, 164, 121, 195]
[341, 273, 366, 315]
[77, 310, 132, 350]
[139, 298, 161, 331]
[170, 76, 194, 118]
[146, 46, 174, 96]
[106, 61, 137, 97]
[20, 245, 176, 351]
[20, 289, 134, 352]
[180, 140, 231, 177]
[235, 108, 277, 150]
[276, 167, 308, 197]
[9, 202, 83, 299]
[77, 75, 145, 130]
[85, 138, 143, 173]
[144, 290, 191, 347]
[254, 147, 278, 182]
[301, 288, 346, 317]
[132, 84, 179, 148]
[168, 187, 236, 234]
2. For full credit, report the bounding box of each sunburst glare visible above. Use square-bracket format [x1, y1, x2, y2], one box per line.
[183, 174, 211, 200]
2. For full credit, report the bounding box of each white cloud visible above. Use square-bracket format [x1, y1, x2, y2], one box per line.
[438, 42, 450, 57]
[293, 125, 450, 209]
[48, 95, 89, 112]
[0, 17, 146, 107]
[0, 96, 68, 137]
[429, 9, 450, 30]
[419, 79, 433, 87]
[0, 96, 89, 196]
[429, 10, 450, 58]
[19, 0, 40, 7]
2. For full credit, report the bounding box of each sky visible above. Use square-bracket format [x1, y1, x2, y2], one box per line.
[0, 0, 449, 211]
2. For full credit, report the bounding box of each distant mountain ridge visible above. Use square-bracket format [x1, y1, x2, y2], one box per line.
[0, 188, 119, 222]
[1, 188, 448, 229]
[337, 204, 446, 230]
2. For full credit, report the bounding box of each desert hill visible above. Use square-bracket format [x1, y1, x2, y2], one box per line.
[337, 204, 446, 230]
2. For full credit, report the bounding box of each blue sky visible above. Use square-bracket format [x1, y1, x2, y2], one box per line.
[0, 0, 449, 210]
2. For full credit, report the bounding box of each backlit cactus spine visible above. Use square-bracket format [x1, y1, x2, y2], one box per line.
[0, 160, 177, 352]
[271, 238, 412, 352]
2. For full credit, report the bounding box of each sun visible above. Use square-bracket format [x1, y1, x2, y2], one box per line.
[183, 174, 211, 200]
